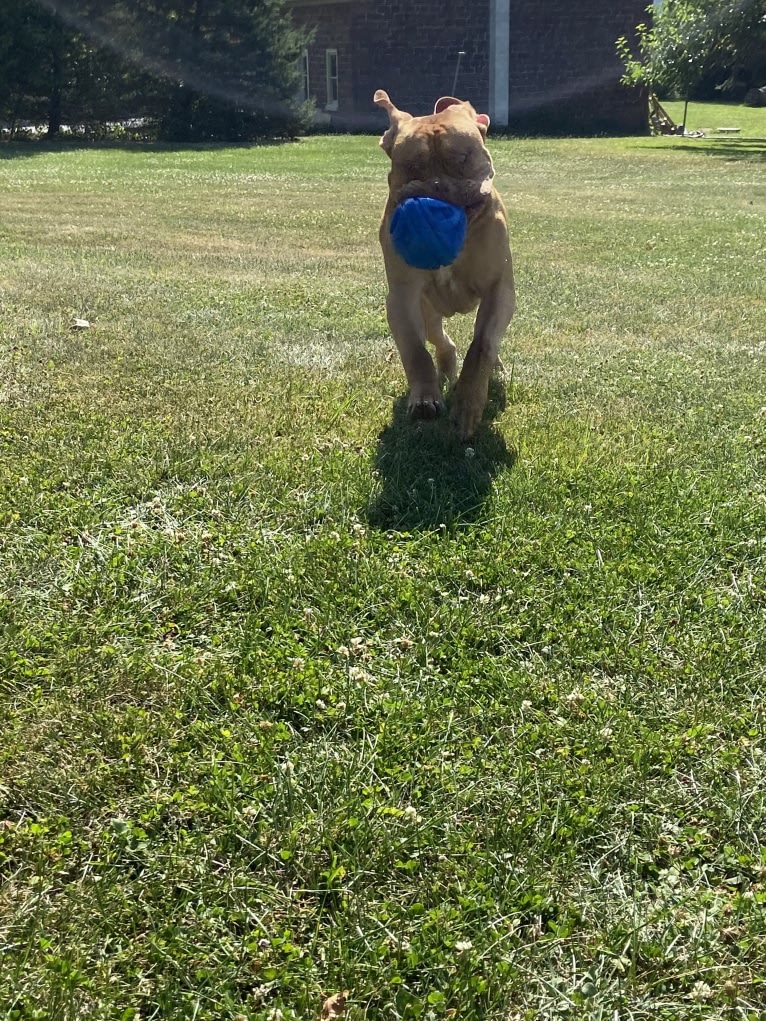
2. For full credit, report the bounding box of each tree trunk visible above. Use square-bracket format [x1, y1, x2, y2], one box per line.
[46, 38, 64, 136]
[167, 0, 206, 140]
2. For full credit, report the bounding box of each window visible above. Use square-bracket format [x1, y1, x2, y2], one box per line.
[298, 48, 310, 103]
[325, 49, 338, 111]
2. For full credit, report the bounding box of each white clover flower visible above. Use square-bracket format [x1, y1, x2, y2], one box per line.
[454, 940, 473, 953]
[251, 984, 269, 1005]
[690, 981, 713, 1002]
[403, 805, 422, 824]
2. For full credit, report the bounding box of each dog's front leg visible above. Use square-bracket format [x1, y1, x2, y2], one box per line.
[451, 278, 515, 439]
[387, 287, 443, 418]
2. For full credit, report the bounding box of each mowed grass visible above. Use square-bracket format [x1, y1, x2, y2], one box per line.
[663, 99, 766, 138]
[0, 129, 765, 1021]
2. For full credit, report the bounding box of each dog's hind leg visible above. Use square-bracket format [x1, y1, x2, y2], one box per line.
[422, 297, 457, 388]
[386, 288, 443, 419]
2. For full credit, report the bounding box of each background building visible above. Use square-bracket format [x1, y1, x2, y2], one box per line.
[289, 0, 648, 134]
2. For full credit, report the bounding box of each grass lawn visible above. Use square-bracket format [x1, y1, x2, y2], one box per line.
[0, 129, 765, 1021]
[663, 99, 766, 138]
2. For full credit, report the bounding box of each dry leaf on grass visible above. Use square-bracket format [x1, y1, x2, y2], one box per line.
[320, 990, 350, 1018]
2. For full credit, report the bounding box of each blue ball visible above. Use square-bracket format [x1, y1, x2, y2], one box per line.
[390, 197, 467, 270]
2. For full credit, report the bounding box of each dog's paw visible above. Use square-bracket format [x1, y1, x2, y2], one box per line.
[408, 395, 443, 420]
[450, 395, 483, 440]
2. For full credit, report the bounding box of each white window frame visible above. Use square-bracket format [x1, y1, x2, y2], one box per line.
[325, 48, 339, 111]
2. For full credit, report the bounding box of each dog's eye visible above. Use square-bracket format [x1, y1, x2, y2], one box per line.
[400, 161, 423, 178]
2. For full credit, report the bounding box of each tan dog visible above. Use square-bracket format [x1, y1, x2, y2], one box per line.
[374, 89, 515, 440]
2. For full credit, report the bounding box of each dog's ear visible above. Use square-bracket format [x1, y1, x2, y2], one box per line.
[474, 112, 490, 137]
[374, 89, 411, 156]
[434, 96, 491, 136]
[434, 96, 461, 114]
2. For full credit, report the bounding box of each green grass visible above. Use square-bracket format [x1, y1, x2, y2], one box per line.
[663, 98, 766, 137]
[1, 131, 765, 1021]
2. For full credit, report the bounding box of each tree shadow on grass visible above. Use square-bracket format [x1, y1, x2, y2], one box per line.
[648, 137, 765, 161]
[0, 137, 294, 161]
[366, 376, 517, 532]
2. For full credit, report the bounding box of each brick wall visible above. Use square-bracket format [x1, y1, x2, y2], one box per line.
[508, 0, 647, 134]
[290, 0, 490, 129]
[291, 2, 356, 122]
[289, 0, 647, 135]
[353, 1, 491, 120]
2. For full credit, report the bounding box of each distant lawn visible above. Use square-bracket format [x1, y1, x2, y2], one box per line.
[663, 98, 766, 137]
[1, 133, 765, 1021]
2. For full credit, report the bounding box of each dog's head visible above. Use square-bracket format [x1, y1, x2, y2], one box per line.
[374, 90, 494, 209]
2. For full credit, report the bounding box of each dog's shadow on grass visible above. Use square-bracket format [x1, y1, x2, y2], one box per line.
[366, 377, 517, 531]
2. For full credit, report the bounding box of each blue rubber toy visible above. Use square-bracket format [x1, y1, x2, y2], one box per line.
[390, 196, 467, 270]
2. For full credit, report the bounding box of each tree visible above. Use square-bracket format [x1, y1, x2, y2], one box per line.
[51, 0, 312, 140]
[0, 0, 163, 136]
[0, 0, 311, 140]
[0, 0, 68, 134]
[618, 0, 766, 101]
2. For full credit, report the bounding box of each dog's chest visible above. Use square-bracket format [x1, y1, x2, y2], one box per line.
[424, 265, 482, 317]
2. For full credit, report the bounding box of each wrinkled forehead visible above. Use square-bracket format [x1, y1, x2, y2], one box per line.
[392, 115, 485, 159]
